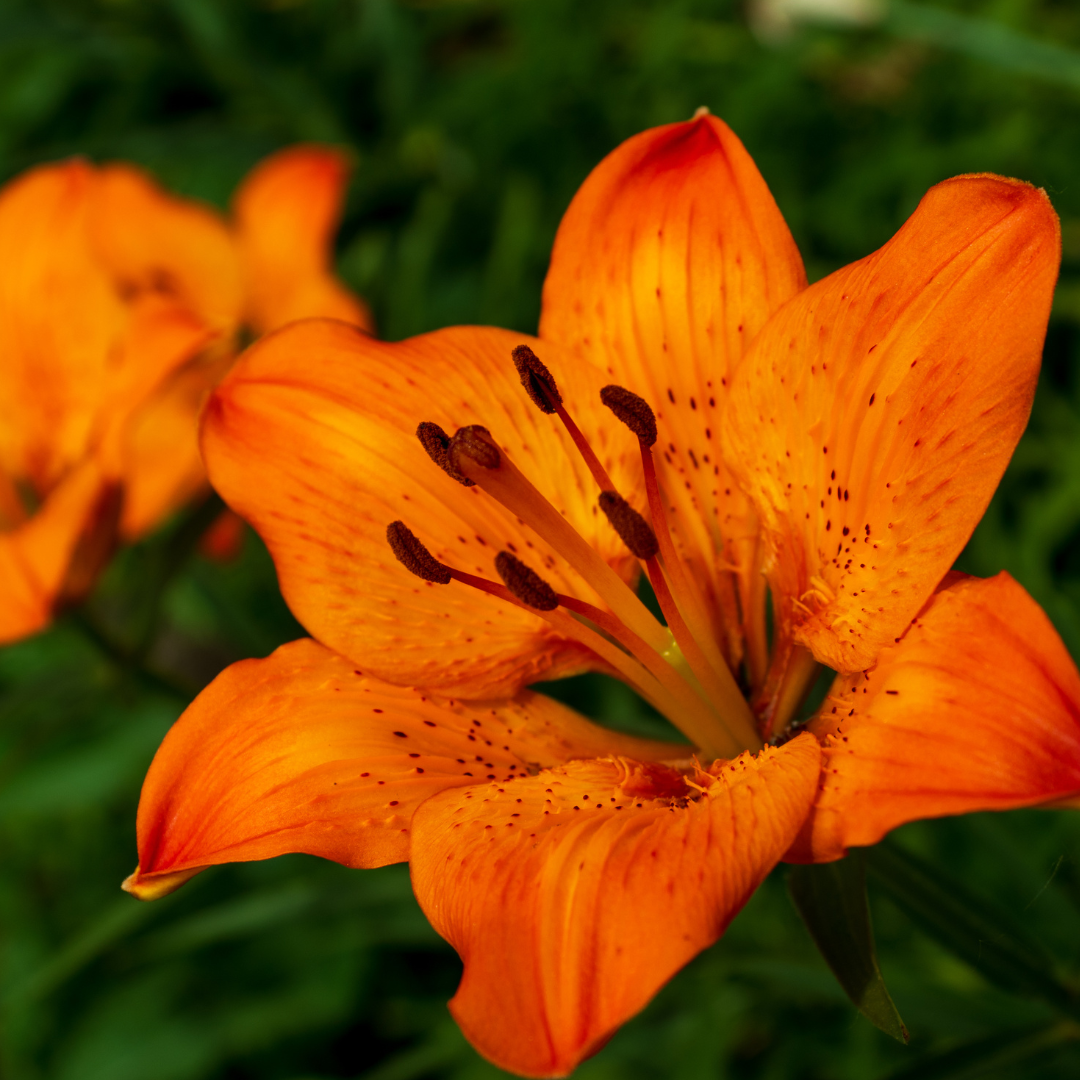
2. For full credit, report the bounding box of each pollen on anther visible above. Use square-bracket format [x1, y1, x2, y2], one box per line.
[416, 421, 475, 486]
[450, 425, 501, 471]
[386, 521, 452, 585]
[600, 385, 658, 446]
[495, 551, 559, 610]
[598, 491, 659, 560]
[512, 344, 562, 413]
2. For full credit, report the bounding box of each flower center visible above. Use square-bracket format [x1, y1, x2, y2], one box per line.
[389, 344, 765, 761]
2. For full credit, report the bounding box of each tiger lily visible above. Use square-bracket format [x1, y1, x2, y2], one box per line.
[0, 145, 370, 644]
[124, 114, 1080, 1077]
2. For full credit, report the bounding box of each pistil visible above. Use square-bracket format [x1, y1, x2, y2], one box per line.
[755, 640, 822, 742]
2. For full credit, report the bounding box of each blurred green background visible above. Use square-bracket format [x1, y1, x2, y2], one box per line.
[3, 1, 1080, 1077]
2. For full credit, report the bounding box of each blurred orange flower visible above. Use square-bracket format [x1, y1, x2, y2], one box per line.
[0, 145, 371, 644]
[124, 116, 1080, 1077]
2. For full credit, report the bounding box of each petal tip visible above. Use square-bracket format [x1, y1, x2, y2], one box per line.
[122, 865, 204, 901]
[928, 172, 1060, 245]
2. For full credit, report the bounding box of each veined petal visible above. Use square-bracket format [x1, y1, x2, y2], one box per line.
[0, 459, 118, 644]
[233, 145, 373, 334]
[410, 734, 820, 1078]
[126, 637, 682, 899]
[724, 175, 1060, 672]
[793, 573, 1080, 863]
[201, 321, 646, 698]
[540, 115, 806, 674]
[0, 161, 126, 491]
[89, 163, 242, 333]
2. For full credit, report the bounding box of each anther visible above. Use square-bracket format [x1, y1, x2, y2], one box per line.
[386, 521, 452, 584]
[598, 491, 659, 560]
[494, 551, 559, 610]
[416, 422, 474, 486]
[449, 425, 501, 472]
[512, 344, 562, 414]
[600, 385, 658, 446]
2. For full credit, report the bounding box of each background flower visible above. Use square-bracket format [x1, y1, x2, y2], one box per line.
[0, 144, 369, 644]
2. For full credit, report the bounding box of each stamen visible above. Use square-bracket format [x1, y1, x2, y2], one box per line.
[386, 521, 452, 584]
[555, 590, 742, 760]
[385, 524, 733, 755]
[494, 551, 558, 610]
[600, 385, 658, 447]
[512, 345, 614, 490]
[409, 367, 765, 757]
[416, 422, 474, 486]
[449, 424, 501, 471]
[597, 487, 761, 750]
[446, 562, 680, 721]
[635, 439, 757, 731]
[598, 491, 659, 560]
[512, 344, 561, 414]
[600, 384, 761, 748]
[444, 425, 672, 656]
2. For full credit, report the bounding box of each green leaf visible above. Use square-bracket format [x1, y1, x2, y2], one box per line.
[865, 840, 1080, 1017]
[788, 852, 909, 1043]
[881, 1020, 1080, 1080]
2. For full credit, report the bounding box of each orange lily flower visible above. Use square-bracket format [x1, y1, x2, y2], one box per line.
[0, 145, 371, 644]
[125, 115, 1080, 1077]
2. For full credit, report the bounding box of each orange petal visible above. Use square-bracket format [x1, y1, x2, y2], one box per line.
[127, 637, 682, 899]
[95, 294, 217, 485]
[410, 733, 820, 1077]
[233, 145, 373, 335]
[118, 342, 234, 540]
[793, 573, 1080, 863]
[201, 320, 647, 698]
[0, 161, 126, 490]
[89, 163, 242, 333]
[723, 174, 1060, 673]
[540, 114, 806, 677]
[0, 459, 118, 644]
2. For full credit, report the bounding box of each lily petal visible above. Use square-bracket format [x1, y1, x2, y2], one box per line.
[233, 145, 373, 334]
[724, 174, 1060, 673]
[118, 343, 234, 540]
[793, 573, 1080, 863]
[126, 637, 682, 899]
[95, 294, 218, 484]
[410, 733, 821, 1078]
[89, 163, 242, 333]
[201, 320, 647, 698]
[0, 161, 126, 490]
[540, 114, 806, 676]
[0, 459, 118, 644]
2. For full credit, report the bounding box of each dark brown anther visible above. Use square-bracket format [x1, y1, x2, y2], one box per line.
[600, 385, 657, 447]
[512, 344, 562, 414]
[598, 491, 659, 560]
[494, 551, 559, 611]
[416, 421, 475, 486]
[386, 521, 452, 584]
[449, 424, 501, 472]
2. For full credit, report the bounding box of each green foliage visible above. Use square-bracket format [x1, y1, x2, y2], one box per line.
[789, 853, 908, 1043]
[3, 1, 1080, 1078]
